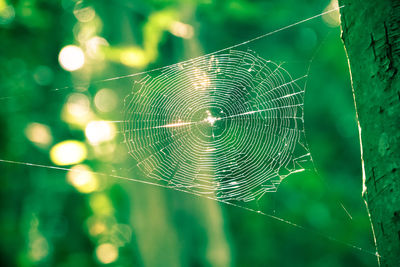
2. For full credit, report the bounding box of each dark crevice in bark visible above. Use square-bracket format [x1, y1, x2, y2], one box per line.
[383, 22, 395, 73]
[370, 33, 377, 60]
[339, 0, 400, 266]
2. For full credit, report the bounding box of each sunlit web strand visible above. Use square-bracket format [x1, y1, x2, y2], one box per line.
[122, 49, 310, 202]
[0, 4, 380, 259]
[96, 5, 344, 82]
[0, 5, 344, 101]
[3, 4, 375, 255]
[0, 158, 379, 259]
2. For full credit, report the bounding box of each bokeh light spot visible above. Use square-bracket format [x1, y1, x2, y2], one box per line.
[28, 215, 49, 262]
[25, 122, 53, 147]
[50, 140, 87, 166]
[120, 48, 148, 67]
[322, 0, 340, 27]
[94, 89, 118, 113]
[86, 36, 108, 59]
[0, 2, 14, 25]
[58, 45, 85, 71]
[85, 121, 116, 145]
[169, 21, 194, 39]
[33, 65, 54, 86]
[96, 243, 118, 264]
[29, 233, 49, 262]
[62, 93, 93, 126]
[67, 164, 99, 193]
[89, 194, 113, 215]
[73, 2, 96, 23]
[87, 217, 108, 237]
[110, 224, 132, 247]
[66, 93, 90, 117]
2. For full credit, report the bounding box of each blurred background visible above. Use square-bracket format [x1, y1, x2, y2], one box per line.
[0, 0, 378, 266]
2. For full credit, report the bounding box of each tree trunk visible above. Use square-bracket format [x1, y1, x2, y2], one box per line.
[338, 0, 400, 266]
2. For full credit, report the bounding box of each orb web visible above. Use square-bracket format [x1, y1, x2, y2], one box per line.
[122, 49, 311, 202]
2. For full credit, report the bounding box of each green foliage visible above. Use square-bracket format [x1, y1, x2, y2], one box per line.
[0, 0, 376, 266]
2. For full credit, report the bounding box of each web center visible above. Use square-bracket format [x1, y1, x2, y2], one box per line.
[191, 107, 228, 140]
[204, 110, 218, 126]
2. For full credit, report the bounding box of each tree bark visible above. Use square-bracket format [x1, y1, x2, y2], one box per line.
[338, 0, 400, 266]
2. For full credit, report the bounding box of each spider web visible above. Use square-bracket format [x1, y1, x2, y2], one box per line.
[0, 5, 380, 259]
[122, 49, 310, 202]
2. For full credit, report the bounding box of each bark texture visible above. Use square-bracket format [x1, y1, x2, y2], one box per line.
[338, 0, 400, 266]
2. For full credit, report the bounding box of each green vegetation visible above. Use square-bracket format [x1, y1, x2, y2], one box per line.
[0, 0, 377, 266]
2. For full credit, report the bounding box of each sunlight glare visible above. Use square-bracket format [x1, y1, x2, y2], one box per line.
[50, 140, 87, 166]
[322, 0, 340, 27]
[58, 45, 85, 71]
[85, 121, 116, 145]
